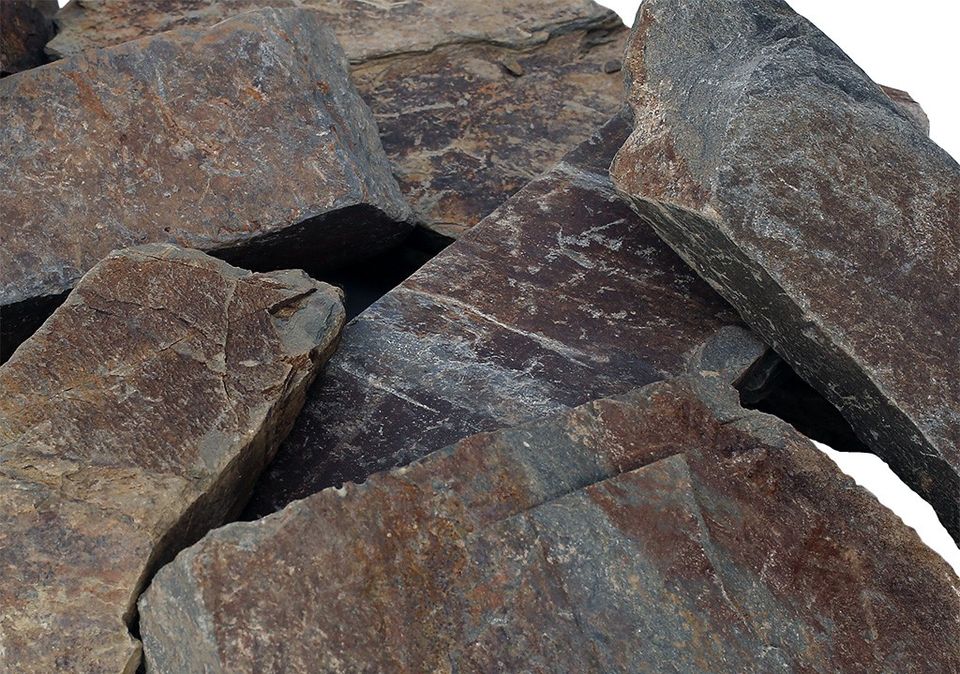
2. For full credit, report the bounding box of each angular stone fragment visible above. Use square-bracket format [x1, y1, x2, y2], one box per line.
[0, 0, 56, 76]
[243, 114, 746, 516]
[0, 245, 345, 673]
[140, 331, 960, 673]
[610, 0, 960, 542]
[0, 8, 409, 357]
[45, 0, 626, 237]
[881, 85, 931, 134]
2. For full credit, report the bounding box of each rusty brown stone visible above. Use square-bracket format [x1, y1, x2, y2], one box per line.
[881, 85, 930, 135]
[139, 330, 960, 673]
[610, 0, 960, 543]
[0, 0, 56, 76]
[0, 244, 345, 673]
[242, 114, 747, 517]
[0, 7, 410, 358]
[45, 0, 626, 237]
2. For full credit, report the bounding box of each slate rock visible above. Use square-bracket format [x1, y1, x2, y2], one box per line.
[243, 114, 746, 517]
[139, 330, 960, 673]
[0, 244, 345, 673]
[46, 0, 627, 237]
[0, 0, 57, 76]
[0, 7, 409, 357]
[610, 0, 960, 542]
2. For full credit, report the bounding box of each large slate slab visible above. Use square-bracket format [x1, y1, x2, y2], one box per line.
[0, 245, 344, 673]
[139, 331, 960, 673]
[610, 0, 960, 542]
[0, 7, 409, 358]
[0, 0, 56, 76]
[243, 114, 746, 517]
[44, 0, 626, 237]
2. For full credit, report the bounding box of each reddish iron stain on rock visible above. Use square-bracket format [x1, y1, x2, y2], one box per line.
[139, 340, 960, 672]
[243, 114, 747, 517]
[611, 0, 960, 543]
[0, 244, 345, 673]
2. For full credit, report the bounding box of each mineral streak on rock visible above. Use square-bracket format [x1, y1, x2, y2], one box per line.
[0, 245, 345, 673]
[0, 7, 410, 357]
[0, 0, 57, 76]
[243, 114, 746, 517]
[610, 0, 960, 542]
[46, 0, 627, 237]
[139, 332, 960, 673]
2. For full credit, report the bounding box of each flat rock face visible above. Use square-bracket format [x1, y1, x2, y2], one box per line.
[610, 0, 960, 542]
[0, 8, 409, 339]
[0, 0, 56, 75]
[243, 115, 746, 517]
[139, 338, 960, 673]
[0, 245, 345, 673]
[47, 0, 626, 237]
[47, 0, 615, 61]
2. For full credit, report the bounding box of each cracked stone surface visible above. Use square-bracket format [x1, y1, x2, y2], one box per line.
[243, 114, 748, 517]
[0, 7, 409, 357]
[44, 0, 626, 237]
[0, 0, 56, 76]
[0, 244, 345, 673]
[139, 330, 960, 673]
[610, 0, 960, 544]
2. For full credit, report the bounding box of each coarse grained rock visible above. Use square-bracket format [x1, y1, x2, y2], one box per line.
[242, 114, 747, 517]
[0, 7, 409, 358]
[0, 0, 57, 76]
[46, 0, 626, 237]
[610, 0, 960, 543]
[0, 244, 345, 673]
[139, 329, 960, 673]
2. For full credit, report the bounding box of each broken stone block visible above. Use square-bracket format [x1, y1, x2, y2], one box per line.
[0, 7, 410, 358]
[881, 85, 931, 134]
[243, 114, 747, 517]
[44, 0, 626, 236]
[0, 244, 345, 673]
[0, 0, 56, 76]
[139, 331, 960, 673]
[610, 0, 960, 543]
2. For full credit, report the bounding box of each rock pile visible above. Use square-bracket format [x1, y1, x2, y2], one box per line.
[0, 1, 956, 672]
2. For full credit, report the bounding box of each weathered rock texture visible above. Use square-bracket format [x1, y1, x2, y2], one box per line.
[0, 0, 56, 76]
[140, 332, 960, 673]
[243, 114, 747, 517]
[0, 245, 344, 673]
[0, 7, 409, 357]
[881, 85, 931, 135]
[610, 0, 960, 543]
[45, 0, 626, 236]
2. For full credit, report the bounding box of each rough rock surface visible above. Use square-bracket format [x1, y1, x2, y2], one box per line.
[881, 85, 931, 134]
[610, 0, 960, 542]
[46, 0, 626, 237]
[0, 245, 345, 673]
[140, 330, 960, 673]
[0, 7, 409, 356]
[243, 114, 747, 516]
[0, 0, 57, 76]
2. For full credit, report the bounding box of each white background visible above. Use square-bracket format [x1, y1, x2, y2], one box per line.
[600, 0, 960, 573]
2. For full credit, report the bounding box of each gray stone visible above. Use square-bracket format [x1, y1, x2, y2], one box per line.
[610, 0, 960, 543]
[0, 244, 344, 673]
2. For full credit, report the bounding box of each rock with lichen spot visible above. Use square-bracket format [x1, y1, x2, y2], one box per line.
[610, 0, 960, 544]
[0, 244, 344, 673]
